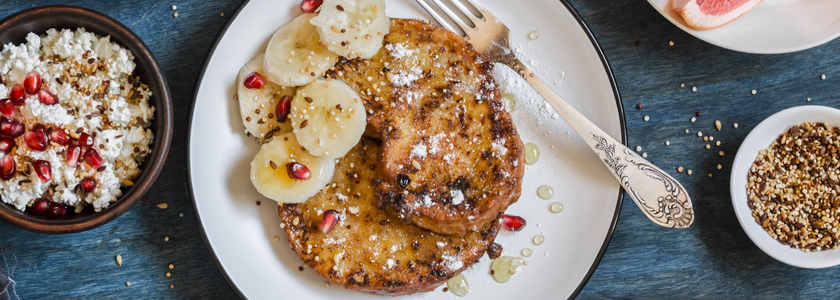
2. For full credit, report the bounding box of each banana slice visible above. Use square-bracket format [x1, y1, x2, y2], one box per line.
[310, 0, 389, 59]
[290, 79, 366, 158]
[237, 53, 295, 141]
[264, 13, 338, 87]
[250, 132, 335, 204]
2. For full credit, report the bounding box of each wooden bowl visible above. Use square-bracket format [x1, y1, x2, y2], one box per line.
[0, 5, 173, 234]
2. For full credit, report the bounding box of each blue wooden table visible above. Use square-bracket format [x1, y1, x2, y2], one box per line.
[2, 0, 840, 299]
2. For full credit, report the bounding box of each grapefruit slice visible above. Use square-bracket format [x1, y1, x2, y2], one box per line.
[672, 0, 764, 30]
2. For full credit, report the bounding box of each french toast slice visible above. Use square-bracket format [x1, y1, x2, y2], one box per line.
[279, 138, 501, 296]
[326, 18, 524, 235]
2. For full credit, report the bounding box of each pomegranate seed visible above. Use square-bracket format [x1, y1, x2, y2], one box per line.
[243, 72, 266, 89]
[320, 210, 340, 234]
[8, 84, 25, 105]
[33, 159, 52, 182]
[300, 0, 323, 13]
[501, 214, 527, 232]
[30, 198, 51, 216]
[80, 177, 96, 193]
[78, 132, 94, 148]
[1, 118, 24, 137]
[66, 145, 81, 167]
[23, 71, 41, 95]
[23, 126, 48, 151]
[276, 95, 291, 122]
[84, 148, 103, 169]
[0, 155, 16, 180]
[37, 89, 59, 105]
[48, 128, 70, 146]
[0, 99, 14, 118]
[286, 162, 311, 180]
[46, 202, 66, 218]
[0, 138, 14, 153]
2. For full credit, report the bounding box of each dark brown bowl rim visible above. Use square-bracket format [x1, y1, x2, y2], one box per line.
[0, 5, 174, 234]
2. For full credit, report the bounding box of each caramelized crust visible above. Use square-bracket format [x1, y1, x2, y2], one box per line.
[279, 139, 501, 295]
[326, 18, 524, 235]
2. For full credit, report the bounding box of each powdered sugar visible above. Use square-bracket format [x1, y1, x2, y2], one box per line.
[450, 190, 464, 205]
[410, 143, 427, 158]
[385, 43, 415, 59]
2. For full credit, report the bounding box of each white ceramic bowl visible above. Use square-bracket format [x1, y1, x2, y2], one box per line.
[647, 0, 840, 54]
[731, 105, 840, 268]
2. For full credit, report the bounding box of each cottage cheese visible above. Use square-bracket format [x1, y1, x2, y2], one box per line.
[0, 28, 154, 212]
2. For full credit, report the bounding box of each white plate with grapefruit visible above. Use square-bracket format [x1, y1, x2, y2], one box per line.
[649, 0, 840, 54]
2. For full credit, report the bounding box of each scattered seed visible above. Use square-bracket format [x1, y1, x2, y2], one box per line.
[695, 112, 702, 117]
[719, 151, 725, 156]
[126, 282, 131, 287]
[642, 152, 648, 158]
[169, 264, 174, 270]
[750, 89, 757, 95]
[717, 164, 722, 170]
[171, 5, 176, 10]
[716, 141, 721, 146]
[179, 213, 184, 217]
[715, 120, 722, 131]
[273, 236, 279, 242]
[677, 167, 684, 173]
[170, 284, 174, 289]
[691, 117, 696, 123]
[669, 41, 674, 46]
[687, 170, 693, 175]
[157, 203, 168, 209]
[807, 97, 812, 102]
[116, 255, 123, 266]
[173, 12, 179, 17]
[635, 146, 641, 152]
[821, 74, 826, 80]
[680, 83, 685, 88]
[691, 86, 697, 92]
[643, 116, 650, 122]
[164, 236, 169, 242]
[122, 179, 134, 186]
[705, 144, 711, 149]
[697, 131, 703, 137]
[733, 123, 739, 128]
[708, 173, 712, 178]
[665, 141, 670, 146]
[636, 104, 642, 109]
[685, 129, 689, 134]
[166, 272, 171, 277]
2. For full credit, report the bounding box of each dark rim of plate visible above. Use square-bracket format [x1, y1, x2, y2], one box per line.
[183, 0, 625, 299]
[0, 5, 174, 234]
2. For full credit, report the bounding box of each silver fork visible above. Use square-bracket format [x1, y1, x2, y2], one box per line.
[415, 0, 694, 228]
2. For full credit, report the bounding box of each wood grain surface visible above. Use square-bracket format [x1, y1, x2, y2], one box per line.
[1, 0, 840, 299]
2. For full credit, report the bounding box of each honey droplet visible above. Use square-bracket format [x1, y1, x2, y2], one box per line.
[537, 185, 553, 199]
[491, 256, 525, 283]
[502, 93, 517, 112]
[524, 143, 540, 165]
[528, 30, 540, 40]
[446, 273, 469, 296]
[521, 248, 532, 257]
[550, 202, 564, 213]
[532, 235, 545, 246]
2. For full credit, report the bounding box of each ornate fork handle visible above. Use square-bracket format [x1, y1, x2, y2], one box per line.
[503, 56, 694, 228]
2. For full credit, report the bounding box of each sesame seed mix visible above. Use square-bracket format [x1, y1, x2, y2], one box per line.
[746, 122, 840, 251]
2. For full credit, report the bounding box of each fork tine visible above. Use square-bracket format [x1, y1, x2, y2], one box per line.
[458, 0, 498, 23]
[415, 0, 463, 36]
[429, 0, 475, 34]
[448, 0, 483, 25]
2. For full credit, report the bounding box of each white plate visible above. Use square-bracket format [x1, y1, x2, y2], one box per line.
[187, 0, 625, 298]
[731, 105, 840, 269]
[647, 0, 840, 54]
